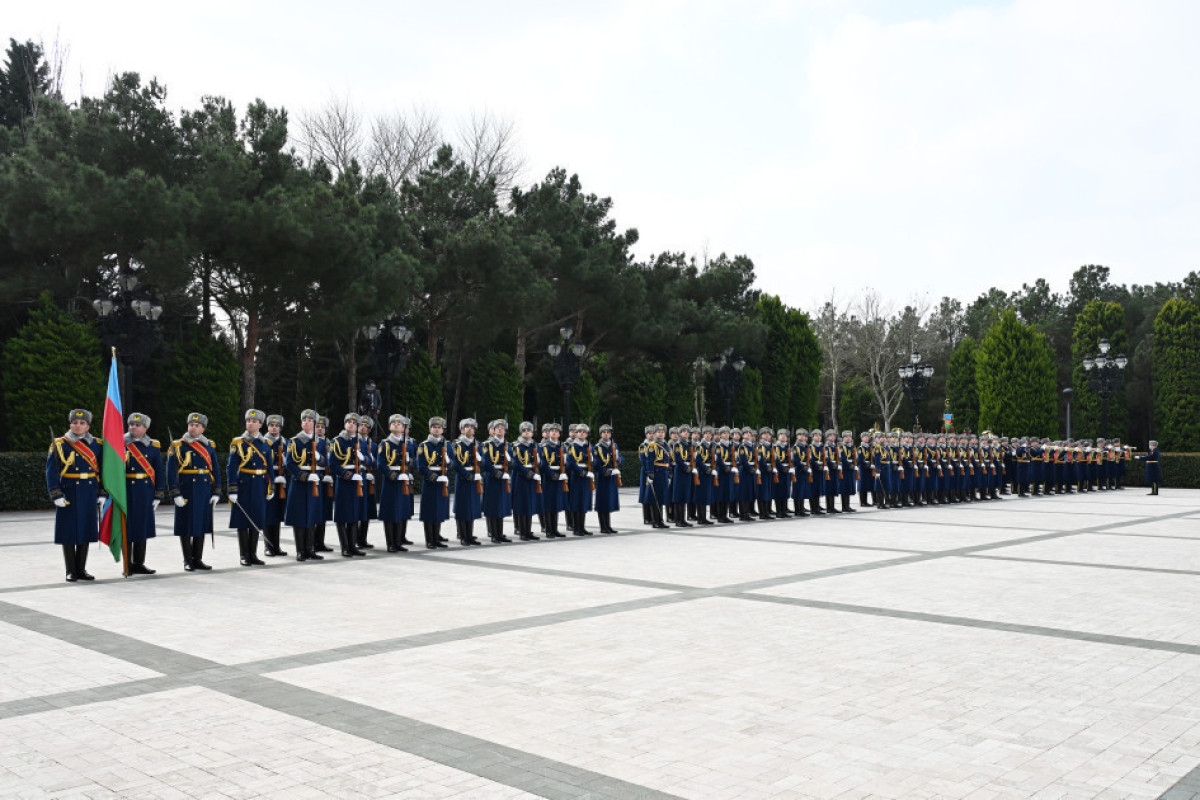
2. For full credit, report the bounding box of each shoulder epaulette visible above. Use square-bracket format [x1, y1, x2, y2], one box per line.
[150, 439, 161, 447]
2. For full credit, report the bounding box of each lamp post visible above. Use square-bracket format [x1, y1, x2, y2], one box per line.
[713, 351, 746, 427]
[93, 273, 163, 411]
[897, 350, 935, 431]
[361, 318, 414, 429]
[1081, 338, 1127, 439]
[1062, 387, 1074, 440]
[547, 325, 587, 431]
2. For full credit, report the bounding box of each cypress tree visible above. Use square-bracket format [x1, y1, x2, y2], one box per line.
[1152, 298, 1200, 450]
[1071, 300, 1128, 440]
[157, 329, 241, 449]
[976, 309, 1057, 437]
[947, 337, 980, 433]
[731, 366, 763, 429]
[465, 351, 523, 428]
[394, 348, 444, 442]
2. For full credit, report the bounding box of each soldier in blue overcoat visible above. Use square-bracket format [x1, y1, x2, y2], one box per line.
[376, 414, 416, 552]
[329, 413, 368, 557]
[565, 423, 596, 535]
[511, 421, 542, 540]
[594, 424, 624, 533]
[46, 409, 105, 582]
[451, 418, 484, 546]
[356, 415, 379, 550]
[314, 415, 335, 553]
[283, 409, 327, 561]
[416, 417, 451, 548]
[1142, 440, 1162, 495]
[123, 412, 164, 575]
[227, 409, 272, 567]
[481, 419, 514, 543]
[166, 412, 219, 571]
[262, 415, 289, 557]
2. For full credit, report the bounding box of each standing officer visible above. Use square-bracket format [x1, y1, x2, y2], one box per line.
[356, 416, 379, 549]
[806, 429, 827, 516]
[838, 430, 857, 512]
[772, 428, 793, 519]
[565, 423, 596, 535]
[314, 415, 335, 553]
[1142, 440, 1162, 495]
[46, 409, 105, 582]
[641, 424, 671, 528]
[451, 418, 484, 546]
[167, 412, 219, 571]
[416, 417, 451, 548]
[856, 431, 873, 508]
[539, 423, 567, 538]
[227, 408, 271, 567]
[481, 419, 514, 543]
[756, 427, 778, 519]
[790, 429, 811, 517]
[284, 409, 327, 561]
[330, 413, 368, 558]
[262, 415, 289, 557]
[511, 421, 542, 540]
[124, 412, 164, 575]
[638, 424, 655, 526]
[377, 414, 415, 552]
[594, 423, 623, 533]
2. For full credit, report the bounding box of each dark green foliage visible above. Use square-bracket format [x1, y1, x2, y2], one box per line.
[1071, 300, 1128, 441]
[0, 452, 54, 510]
[754, 295, 821, 429]
[394, 348, 444, 442]
[1152, 299, 1200, 451]
[946, 337, 979, 434]
[2, 293, 104, 451]
[571, 371, 599, 430]
[731, 366, 763, 429]
[605, 362, 667, 450]
[661, 364, 694, 424]
[156, 329, 240, 449]
[789, 311, 821, 429]
[837, 377, 877, 435]
[977, 309, 1057, 437]
[1123, 452, 1200, 489]
[465, 351, 523, 429]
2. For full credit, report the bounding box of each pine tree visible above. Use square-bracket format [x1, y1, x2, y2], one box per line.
[1071, 300, 1128, 440]
[394, 349, 444, 442]
[465, 351, 523, 429]
[606, 362, 667, 449]
[156, 329, 241, 449]
[1152, 298, 1200, 450]
[976, 309, 1057, 437]
[1, 293, 104, 450]
[947, 337, 980, 433]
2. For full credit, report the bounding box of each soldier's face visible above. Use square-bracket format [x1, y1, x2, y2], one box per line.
[302, 419, 315, 434]
[268, 423, 281, 436]
[462, 425, 476, 438]
[69, 419, 89, 435]
[344, 421, 357, 435]
[315, 424, 326, 436]
[128, 423, 147, 439]
[187, 422, 205, 437]
[430, 424, 444, 437]
[246, 419, 262, 435]
[601, 431, 611, 441]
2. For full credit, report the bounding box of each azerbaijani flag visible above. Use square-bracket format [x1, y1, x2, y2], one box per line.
[99, 354, 128, 565]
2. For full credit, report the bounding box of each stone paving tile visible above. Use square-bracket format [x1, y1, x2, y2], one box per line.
[0, 686, 538, 798]
[1099, 516, 1200, 540]
[975, 531, 1200, 573]
[1, 558, 667, 664]
[670, 517, 1032, 552]
[423, 530, 898, 588]
[762, 555, 1200, 646]
[266, 596, 1200, 798]
[0, 619, 160, 703]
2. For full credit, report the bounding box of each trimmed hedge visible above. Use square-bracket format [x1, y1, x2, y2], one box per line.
[1123, 452, 1200, 489]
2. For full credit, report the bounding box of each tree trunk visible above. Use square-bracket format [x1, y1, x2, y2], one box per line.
[346, 335, 357, 414]
[242, 311, 259, 410]
[449, 349, 466, 430]
[514, 326, 526, 382]
[201, 255, 213, 332]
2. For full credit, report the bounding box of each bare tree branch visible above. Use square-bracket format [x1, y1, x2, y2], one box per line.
[455, 109, 526, 202]
[365, 104, 442, 191]
[296, 93, 363, 175]
[848, 290, 931, 430]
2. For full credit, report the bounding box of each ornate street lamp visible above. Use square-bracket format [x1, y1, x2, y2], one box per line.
[361, 318, 414, 431]
[547, 325, 587, 430]
[897, 350, 935, 431]
[1081, 338, 1127, 438]
[93, 272, 163, 410]
[713, 351, 746, 427]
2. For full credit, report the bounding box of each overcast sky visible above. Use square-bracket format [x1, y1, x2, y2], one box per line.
[10, 0, 1199, 312]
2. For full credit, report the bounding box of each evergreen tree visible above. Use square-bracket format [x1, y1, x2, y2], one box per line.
[464, 351, 523, 428]
[606, 362, 667, 449]
[1071, 300, 1128, 440]
[394, 348, 444, 442]
[788, 308, 821, 429]
[1152, 298, 1200, 450]
[976, 309, 1057, 437]
[730, 366, 763, 429]
[946, 337, 980, 434]
[1, 293, 104, 450]
[156, 329, 241, 450]
[572, 371, 600, 431]
[837, 377, 877, 434]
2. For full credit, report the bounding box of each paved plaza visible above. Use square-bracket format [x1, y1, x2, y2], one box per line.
[1, 489, 1199, 799]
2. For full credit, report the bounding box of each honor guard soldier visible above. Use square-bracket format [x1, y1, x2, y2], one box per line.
[356, 416, 379, 549]
[790, 429, 811, 517]
[672, 425, 695, 526]
[771, 428, 793, 519]
[594, 424, 624, 533]
[565, 423, 596, 535]
[822, 429, 841, 514]
[124, 412, 164, 575]
[167, 412, 219, 571]
[377, 414, 416, 552]
[712, 426, 735, 524]
[856, 431, 873, 507]
[283, 409, 327, 561]
[871, 432, 891, 510]
[692, 426, 715, 526]
[47, 409, 105, 582]
[737, 427, 757, 520]
[330, 413, 368, 558]
[262, 415, 289, 556]
[640, 424, 670, 528]
[539, 423, 569, 537]
[838, 430, 857, 512]
[638, 425, 655, 525]
[511, 421, 542, 540]
[1141, 440, 1161, 495]
[481, 419, 514, 543]
[314, 415, 335, 552]
[754, 427, 776, 518]
[227, 408, 272, 567]
[806, 429, 827, 515]
[451, 418, 484, 545]
[416, 417, 451, 548]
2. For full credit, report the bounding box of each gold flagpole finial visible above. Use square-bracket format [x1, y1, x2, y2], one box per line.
[111, 346, 117, 359]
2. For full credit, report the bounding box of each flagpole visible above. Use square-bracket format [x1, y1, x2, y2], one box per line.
[121, 512, 129, 578]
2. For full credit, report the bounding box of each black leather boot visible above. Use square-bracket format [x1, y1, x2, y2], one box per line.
[130, 540, 155, 574]
[191, 537, 211, 570]
[314, 524, 333, 552]
[294, 528, 308, 561]
[238, 529, 252, 566]
[182, 536, 195, 570]
[397, 520, 413, 545]
[674, 504, 692, 528]
[265, 524, 287, 556]
[826, 494, 840, 514]
[75, 543, 94, 580]
[697, 505, 714, 526]
[842, 495, 855, 513]
[337, 524, 353, 557]
[62, 544, 77, 582]
[357, 520, 374, 549]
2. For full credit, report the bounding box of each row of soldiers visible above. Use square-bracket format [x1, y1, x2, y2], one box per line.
[45, 408, 623, 581]
[635, 424, 1157, 528]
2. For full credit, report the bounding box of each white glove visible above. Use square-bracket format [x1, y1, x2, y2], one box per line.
[322, 475, 333, 484]
[307, 473, 320, 483]
[788, 468, 796, 476]
[228, 493, 238, 505]
[731, 467, 739, 474]
[97, 496, 106, 508]
[612, 469, 621, 476]
[366, 473, 375, 482]
[534, 474, 542, 482]
[53, 497, 68, 507]
[398, 473, 411, 482]
[173, 496, 187, 507]
[560, 473, 568, 481]
[437, 475, 449, 484]
[586, 472, 595, 480]
[152, 499, 160, 510]
[755, 469, 761, 475]
[314, 451, 323, 462]
[502, 473, 510, 480]
[209, 495, 220, 506]
[550, 465, 560, 471]
[351, 474, 363, 482]
[358, 450, 368, 461]
[273, 476, 286, 485]
[474, 473, 483, 482]
[266, 492, 274, 501]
